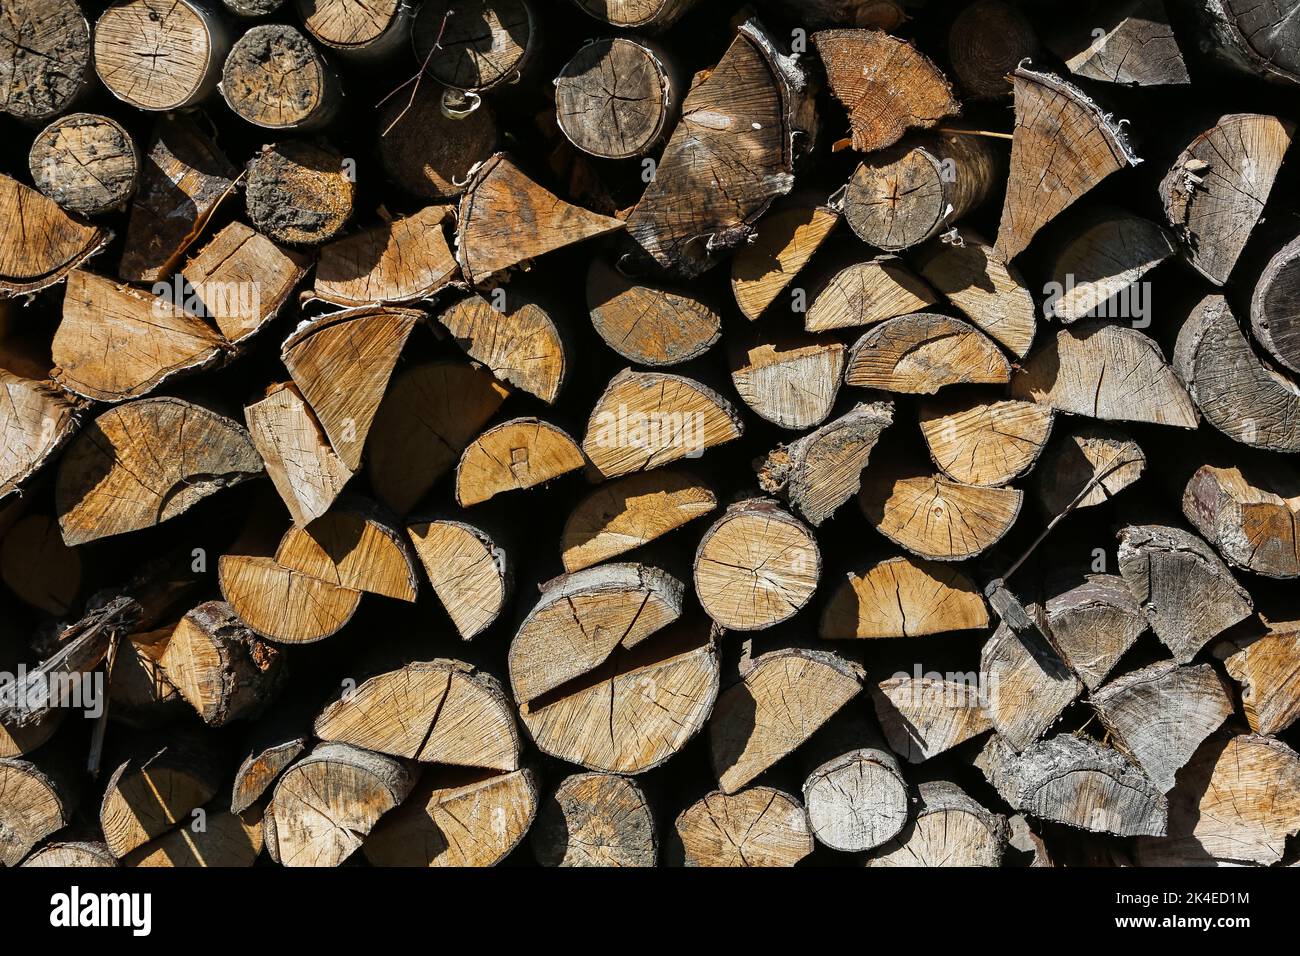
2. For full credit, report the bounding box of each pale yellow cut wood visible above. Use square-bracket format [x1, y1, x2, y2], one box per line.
[218, 554, 361, 645]
[53, 269, 226, 403]
[820, 555, 988, 639]
[804, 256, 938, 332]
[509, 563, 685, 704]
[583, 369, 744, 479]
[0, 371, 81, 502]
[693, 498, 820, 630]
[437, 292, 568, 403]
[919, 396, 1054, 486]
[407, 519, 510, 639]
[729, 332, 844, 429]
[871, 676, 993, 762]
[913, 230, 1037, 357]
[0, 758, 70, 866]
[455, 418, 586, 507]
[586, 258, 721, 366]
[844, 313, 1011, 394]
[364, 767, 538, 867]
[859, 466, 1022, 561]
[313, 205, 459, 306]
[367, 361, 510, 515]
[315, 660, 520, 769]
[99, 748, 221, 858]
[274, 504, 418, 602]
[519, 620, 719, 774]
[245, 382, 353, 527]
[181, 222, 311, 344]
[0, 173, 110, 295]
[281, 306, 420, 471]
[710, 647, 864, 793]
[676, 787, 813, 867]
[125, 808, 263, 867]
[55, 398, 263, 546]
[457, 152, 625, 285]
[93, 0, 226, 111]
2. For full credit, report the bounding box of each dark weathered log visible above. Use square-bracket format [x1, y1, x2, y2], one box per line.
[29, 114, 139, 215]
[377, 83, 497, 200]
[0, 513, 81, 615]
[556, 37, 678, 160]
[246, 141, 356, 247]
[625, 20, 805, 276]
[1175, 295, 1300, 452]
[1090, 661, 1233, 792]
[977, 733, 1168, 836]
[1183, 461, 1300, 578]
[296, 0, 410, 60]
[156, 602, 286, 727]
[1047, 0, 1189, 86]
[221, 24, 342, 131]
[0, 0, 92, 122]
[119, 113, 237, 283]
[948, 0, 1040, 98]
[1160, 113, 1294, 285]
[1192, 0, 1300, 85]
[1251, 233, 1300, 374]
[413, 0, 536, 91]
[1044, 574, 1147, 691]
[1116, 524, 1254, 664]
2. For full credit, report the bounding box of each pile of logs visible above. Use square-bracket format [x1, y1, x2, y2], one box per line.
[2, 0, 1300, 869]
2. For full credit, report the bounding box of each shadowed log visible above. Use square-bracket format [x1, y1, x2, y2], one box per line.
[1045, 574, 1146, 691]
[0, 173, 110, 296]
[1183, 461, 1300, 578]
[532, 772, 657, 866]
[864, 781, 1006, 866]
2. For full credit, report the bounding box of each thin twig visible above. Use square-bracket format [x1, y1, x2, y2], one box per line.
[377, 10, 452, 137]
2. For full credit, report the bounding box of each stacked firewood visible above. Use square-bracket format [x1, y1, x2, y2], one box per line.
[1, 0, 1299, 869]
